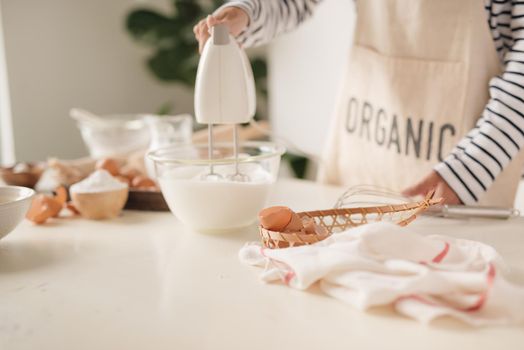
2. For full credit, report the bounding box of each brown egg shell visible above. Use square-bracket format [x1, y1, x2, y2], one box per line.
[284, 212, 304, 232]
[258, 206, 293, 231]
[302, 216, 317, 235]
[115, 176, 131, 186]
[96, 158, 120, 176]
[26, 194, 61, 224]
[119, 166, 141, 181]
[54, 186, 68, 205]
[131, 176, 156, 189]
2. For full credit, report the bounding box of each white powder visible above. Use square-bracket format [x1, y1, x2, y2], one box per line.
[70, 169, 128, 194]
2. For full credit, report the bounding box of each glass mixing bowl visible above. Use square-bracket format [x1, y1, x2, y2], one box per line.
[76, 114, 150, 158]
[148, 142, 285, 232]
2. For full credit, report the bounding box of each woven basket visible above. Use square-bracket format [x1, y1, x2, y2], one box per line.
[259, 190, 441, 249]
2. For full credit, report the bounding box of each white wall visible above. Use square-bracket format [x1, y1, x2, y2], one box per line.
[2, 0, 193, 162]
[0, 0, 15, 165]
[4, 0, 353, 163]
[268, 0, 355, 162]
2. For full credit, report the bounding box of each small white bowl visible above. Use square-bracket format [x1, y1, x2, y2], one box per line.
[0, 186, 35, 240]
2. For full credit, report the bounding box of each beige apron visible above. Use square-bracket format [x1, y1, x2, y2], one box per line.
[319, 0, 524, 207]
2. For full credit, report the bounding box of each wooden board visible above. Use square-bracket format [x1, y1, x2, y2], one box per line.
[124, 189, 170, 211]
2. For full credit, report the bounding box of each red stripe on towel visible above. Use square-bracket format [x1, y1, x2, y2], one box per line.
[432, 242, 450, 263]
[284, 271, 296, 284]
[260, 247, 296, 285]
[395, 263, 496, 313]
[463, 263, 496, 312]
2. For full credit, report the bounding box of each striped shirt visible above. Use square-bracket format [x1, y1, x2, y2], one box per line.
[223, 0, 524, 205]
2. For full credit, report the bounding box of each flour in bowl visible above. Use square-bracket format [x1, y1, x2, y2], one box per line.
[70, 169, 128, 194]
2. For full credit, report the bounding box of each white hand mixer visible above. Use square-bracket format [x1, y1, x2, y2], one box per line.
[194, 24, 256, 181]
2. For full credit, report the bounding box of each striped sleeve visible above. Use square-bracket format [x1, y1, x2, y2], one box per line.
[220, 0, 324, 47]
[435, 0, 524, 205]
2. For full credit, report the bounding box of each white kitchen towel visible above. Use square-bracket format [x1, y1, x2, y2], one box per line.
[239, 222, 524, 326]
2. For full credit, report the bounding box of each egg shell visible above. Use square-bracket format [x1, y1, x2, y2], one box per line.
[65, 202, 80, 215]
[258, 206, 293, 231]
[115, 175, 131, 186]
[54, 186, 68, 205]
[302, 216, 328, 236]
[315, 224, 328, 236]
[131, 176, 156, 188]
[47, 197, 63, 218]
[302, 217, 317, 234]
[26, 194, 62, 224]
[96, 158, 120, 176]
[120, 166, 141, 181]
[284, 212, 304, 232]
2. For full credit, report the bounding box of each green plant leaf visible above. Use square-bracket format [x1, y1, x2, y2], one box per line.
[211, 0, 225, 10]
[126, 9, 183, 48]
[147, 46, 197, 84]
[283, 153, 310, 179]
[156, 101, 174, 115]
[173, 0, 203, 22]
[251, 58, 267, 80]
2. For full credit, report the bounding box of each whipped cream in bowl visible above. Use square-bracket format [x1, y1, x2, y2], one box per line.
[148, 142, 285, 232]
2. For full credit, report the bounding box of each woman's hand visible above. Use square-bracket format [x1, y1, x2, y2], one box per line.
[193, 7, 250, 53]
[402, 171, 462, 205]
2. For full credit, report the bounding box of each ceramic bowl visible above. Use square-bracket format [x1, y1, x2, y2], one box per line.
[71, 188, 129, 220]
[0, 162, 45, 188]
[0, 186, 35, 240]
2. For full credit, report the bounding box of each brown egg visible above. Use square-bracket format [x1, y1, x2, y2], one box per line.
[65, 201, 80, 215]
[284, 212, 304, 232]
[96, 158, 120, 176]
[26, 195, 53, 224]
[115, 175, 131, 186]
[302, 216, 328, 236]
[131, 176, 156, 189]
[302, 217, 317, 234]
[26, 194, 62, 224]
[54, 186, 68, 205]
[315, 225, 328, 236]
[120, 166, 141, 182]
[46, 197, 63, 218]
[259, 206, 292, 231]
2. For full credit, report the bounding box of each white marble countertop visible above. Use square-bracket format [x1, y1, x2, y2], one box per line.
[1, 179, 523, 350]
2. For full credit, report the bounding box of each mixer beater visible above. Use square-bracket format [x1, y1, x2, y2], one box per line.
[194, 24, 256, 182]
